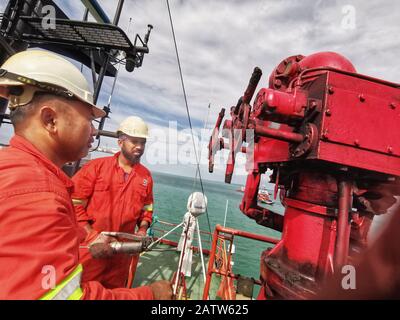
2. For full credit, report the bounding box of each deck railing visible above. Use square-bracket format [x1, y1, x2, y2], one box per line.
[202, 224, 280, 300]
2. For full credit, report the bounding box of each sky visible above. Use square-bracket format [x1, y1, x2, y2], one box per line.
[1, 0, 400, 185]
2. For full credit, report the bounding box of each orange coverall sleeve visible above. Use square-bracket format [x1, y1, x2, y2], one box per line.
[138, 175, 154, 226]
[0, 189, 154, 300]
[82, 281, 153, 300]
[71, 162, 97, 226]
[0, 191, 83, 299]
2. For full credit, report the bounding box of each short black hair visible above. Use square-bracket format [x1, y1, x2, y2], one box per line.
[9, 102, 38, 127]
[9, 92, 53, 128]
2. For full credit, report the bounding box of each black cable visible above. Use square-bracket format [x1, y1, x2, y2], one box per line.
[166, 0, 213, 242]
[90, 135, 101, 153]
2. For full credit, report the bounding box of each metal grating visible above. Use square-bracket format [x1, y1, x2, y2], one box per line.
[17, 17, 134, 51]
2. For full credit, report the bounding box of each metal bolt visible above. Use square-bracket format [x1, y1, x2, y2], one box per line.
[274, 79, 282, 88]
[325, 109, 331, 116]
[388, 146, 393, 154]
[328, 86, 334, 94]
[359, 94, 365, 102]
[322, 129, 329, 139]
[354, 139, 360, 146]
[390, 102, 397, 109]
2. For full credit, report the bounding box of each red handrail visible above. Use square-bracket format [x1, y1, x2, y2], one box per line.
[202, 224, 279, 300]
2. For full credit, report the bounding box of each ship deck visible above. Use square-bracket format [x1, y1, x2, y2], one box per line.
[133, 243, 221, 300]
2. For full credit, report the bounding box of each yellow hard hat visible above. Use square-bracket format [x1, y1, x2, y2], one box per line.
[0, 50, 105, 118]
[117, 116, 149, 139]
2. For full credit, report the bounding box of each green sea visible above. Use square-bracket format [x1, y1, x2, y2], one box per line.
[151, 171, 283, 282]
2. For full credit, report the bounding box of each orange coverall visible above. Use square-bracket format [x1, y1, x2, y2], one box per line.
[0, 136, 153, 299]
[72, 153, 153, 288]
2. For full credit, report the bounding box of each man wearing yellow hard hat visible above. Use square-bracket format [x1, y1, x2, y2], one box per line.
[71, 115, 154, 289]
[0, 50, 171, 300]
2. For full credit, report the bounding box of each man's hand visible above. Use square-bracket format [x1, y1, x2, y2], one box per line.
[149, 280, 173, 300]
[354, 178, 400, 215]
[136, 222, 149, 236]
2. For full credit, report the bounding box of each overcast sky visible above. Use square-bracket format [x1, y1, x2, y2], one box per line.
[1, 0, 400, 185]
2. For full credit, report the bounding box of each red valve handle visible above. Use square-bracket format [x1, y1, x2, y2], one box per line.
[208, 108, 225, 173]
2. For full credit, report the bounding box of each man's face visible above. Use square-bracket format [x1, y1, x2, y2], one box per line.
[118, 135, 146, 164]
[56, 99, 96, 162]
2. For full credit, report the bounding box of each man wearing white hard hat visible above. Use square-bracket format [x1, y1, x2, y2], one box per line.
[72, 115, 154, 289]
[0, 50, 171, 300]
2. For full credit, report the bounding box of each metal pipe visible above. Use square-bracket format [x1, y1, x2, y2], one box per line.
[195, 221, 207, 283]
[97, 130, 118, 138]
[208, 269, 262, 286]
[89, 50, 97, 87]
[113, 0, 125, 25]
[216, 224, 280, 244]
[202, 228, 219, 300]
[335, 179, 352, 270]
[174, 215, 191, 296]
[255, 124, 304, 143]
[93, 0, 124, 104]
[80, 0, 111, 23]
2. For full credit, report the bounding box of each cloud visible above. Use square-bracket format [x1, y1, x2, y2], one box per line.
[2, 0, 400, 183]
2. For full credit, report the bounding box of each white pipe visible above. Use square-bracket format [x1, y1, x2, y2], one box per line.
[223, 199, 229, 227]
[173, 216, 191, 296]
[196, 220, 207, 283]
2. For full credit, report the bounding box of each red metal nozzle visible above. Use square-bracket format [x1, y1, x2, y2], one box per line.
[243, 67, 263, 104]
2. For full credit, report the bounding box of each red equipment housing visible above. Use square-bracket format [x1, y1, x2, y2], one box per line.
[208, 51, 400, 299]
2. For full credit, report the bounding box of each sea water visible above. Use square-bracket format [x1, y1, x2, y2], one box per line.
[151, 171, 283, 281]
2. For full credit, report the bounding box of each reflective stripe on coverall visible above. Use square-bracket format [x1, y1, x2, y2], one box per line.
[0, 135, 153, 299]
[72, 152, 153, 288]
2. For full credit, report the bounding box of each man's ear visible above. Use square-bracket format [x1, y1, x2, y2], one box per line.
[40, 106, 58, 133]
[117, 138, 123, 148]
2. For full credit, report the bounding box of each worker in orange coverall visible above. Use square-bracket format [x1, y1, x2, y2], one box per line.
[0, 50, 171, 300]
[72, 116, 154, 288]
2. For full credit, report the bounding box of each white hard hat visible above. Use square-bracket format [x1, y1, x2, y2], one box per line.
[0, 50, 105, 118]
[117, 116, 149, 139]
[187, 192, 207, 217]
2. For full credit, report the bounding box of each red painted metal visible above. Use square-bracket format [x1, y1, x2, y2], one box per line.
[254, 121, 304, 143]
[207, 51, 400, 299]
[335, 180, 352, 270]
[215, 225, 280, 244]
[203, 224, 279, 300]
[203, 228, 219, 299]
[202, 224, 279, 300]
